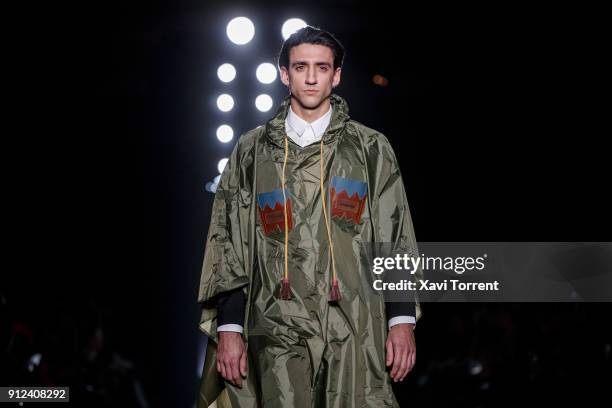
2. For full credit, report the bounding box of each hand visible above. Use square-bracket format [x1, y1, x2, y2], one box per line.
[217, 331, 248, 387]
[385, 323, 416, 382]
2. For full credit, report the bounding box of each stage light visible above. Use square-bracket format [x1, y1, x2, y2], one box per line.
[216, 125, 234, 143]
[217, 63, 236, 82]
[28, 353, 42, 373]
[468, 360, 483, 375]
[218, 158, 229, 173]
[205, 181, 213, 192]
[282, 18, 307, 40]
[227, 17, 255, 45]
[255, 94, 273, 112]
[256, 63, 277, 84]
[372, 74, 389, 87]
[216, 94, 234, 112]
[214, 175, 221, 184]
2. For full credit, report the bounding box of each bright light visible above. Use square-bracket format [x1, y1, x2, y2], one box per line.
[256, 63, 277, 84]
[469, 361, 483, 375]
[218, 158, 229, 173]
[216, 125, 234, 143]
[227, 17, 255, 45]
[217, 63, 236, 82]
[216, 94, 234, 112]
[255, 94, 273, 112]
[282, 18, 307, 40]
[214, 175, 221, 184]
[28, 353, 42, 373]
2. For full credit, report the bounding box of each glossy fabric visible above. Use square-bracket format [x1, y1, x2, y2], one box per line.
[197, 94, 422, 407]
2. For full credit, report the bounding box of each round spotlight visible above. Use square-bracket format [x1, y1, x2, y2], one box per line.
[227, 17, 255, 45]
[372, 74, 389, 87]
[256, 63, 277, 84]
[217, 63, 236, 82]
[255, 94, 273, 112]
[216, 125, 234, 143]
[213, 175, 221, 184]
[205, 181, 213, 192]
[282, 18, 307, 40]
[217, 158, 229, 173]
[216, 94, 234, 112]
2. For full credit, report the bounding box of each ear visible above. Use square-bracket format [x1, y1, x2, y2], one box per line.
[280, 66, 290, 87]
[332, 67, 342, 88]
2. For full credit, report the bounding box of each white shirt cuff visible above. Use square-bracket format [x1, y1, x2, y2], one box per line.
[217, 324, 244, 333]
[388, 316, 416, 330]
[217, 319, 414, 332]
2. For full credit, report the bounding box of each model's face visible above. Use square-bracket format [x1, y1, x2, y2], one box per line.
[280, 43, 341, 110]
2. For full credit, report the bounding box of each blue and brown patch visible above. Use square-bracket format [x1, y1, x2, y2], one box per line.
[330, 176, 367, 223]
[257, 188, 293, 235]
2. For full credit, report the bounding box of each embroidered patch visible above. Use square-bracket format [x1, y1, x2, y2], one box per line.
[330, 176, 367, 223]
[257, 188, 293, 235]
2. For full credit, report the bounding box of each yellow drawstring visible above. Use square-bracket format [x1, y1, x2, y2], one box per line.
[278, 134, 341, 302]
[279, 136, 292, 299]
[320, 138, 341, 301]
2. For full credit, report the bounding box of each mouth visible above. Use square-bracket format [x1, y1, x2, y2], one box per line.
[304, 90, 318, 95]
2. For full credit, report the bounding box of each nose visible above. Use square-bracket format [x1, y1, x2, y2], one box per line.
[306, 67, 317, 85]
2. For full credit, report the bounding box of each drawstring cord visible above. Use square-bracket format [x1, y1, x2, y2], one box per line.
[278, 135, 341, 302]
[279, 136, 292, 299]
[319, 138, 341, 301]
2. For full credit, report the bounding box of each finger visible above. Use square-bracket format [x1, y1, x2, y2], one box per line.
[385, 340, 394, 367]
[240, 351, 248, 377]
[398, 350, 410, 380]
[390, 344, 404, 380]
[401, 351, 416, 382]
[230, 359, 242, 387]
[224, 360, 235, 385]
[409, 350, 415, 371]
[391, 350, 402, 381]
[219, 358, 227, 380]
[397, 347, 409, 382]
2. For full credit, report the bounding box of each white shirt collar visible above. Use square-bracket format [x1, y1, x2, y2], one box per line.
[285, 104, 332, 147]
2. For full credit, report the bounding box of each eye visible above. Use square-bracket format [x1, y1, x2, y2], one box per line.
[295, 65, 304, 71]
[320, 66, 329, 71]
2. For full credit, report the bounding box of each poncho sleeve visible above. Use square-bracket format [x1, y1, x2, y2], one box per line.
[374, 134, 424, 323]
[197, 139, 252, 340]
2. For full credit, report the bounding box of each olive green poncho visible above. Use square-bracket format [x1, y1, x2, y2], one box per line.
[197, 94, 422, 407]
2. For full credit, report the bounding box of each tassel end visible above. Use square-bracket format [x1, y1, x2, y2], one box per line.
[329, 279, 342, 302]
[279, 278, 293, 300]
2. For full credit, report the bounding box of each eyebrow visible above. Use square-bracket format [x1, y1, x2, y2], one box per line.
[291, 61, 332, 67]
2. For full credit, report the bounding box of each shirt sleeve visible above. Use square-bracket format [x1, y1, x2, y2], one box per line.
[388, 316, 416, 329]
[385, 301, 416, 329]
[217, 324, 244, 333]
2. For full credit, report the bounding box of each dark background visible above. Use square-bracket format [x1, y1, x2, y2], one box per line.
[2, 1, 610, 407]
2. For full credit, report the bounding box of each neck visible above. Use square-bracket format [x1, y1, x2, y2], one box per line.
[289, 96, 331, 123]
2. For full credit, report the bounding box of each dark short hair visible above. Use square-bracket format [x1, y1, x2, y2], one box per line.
[277, 26, 345, 71]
